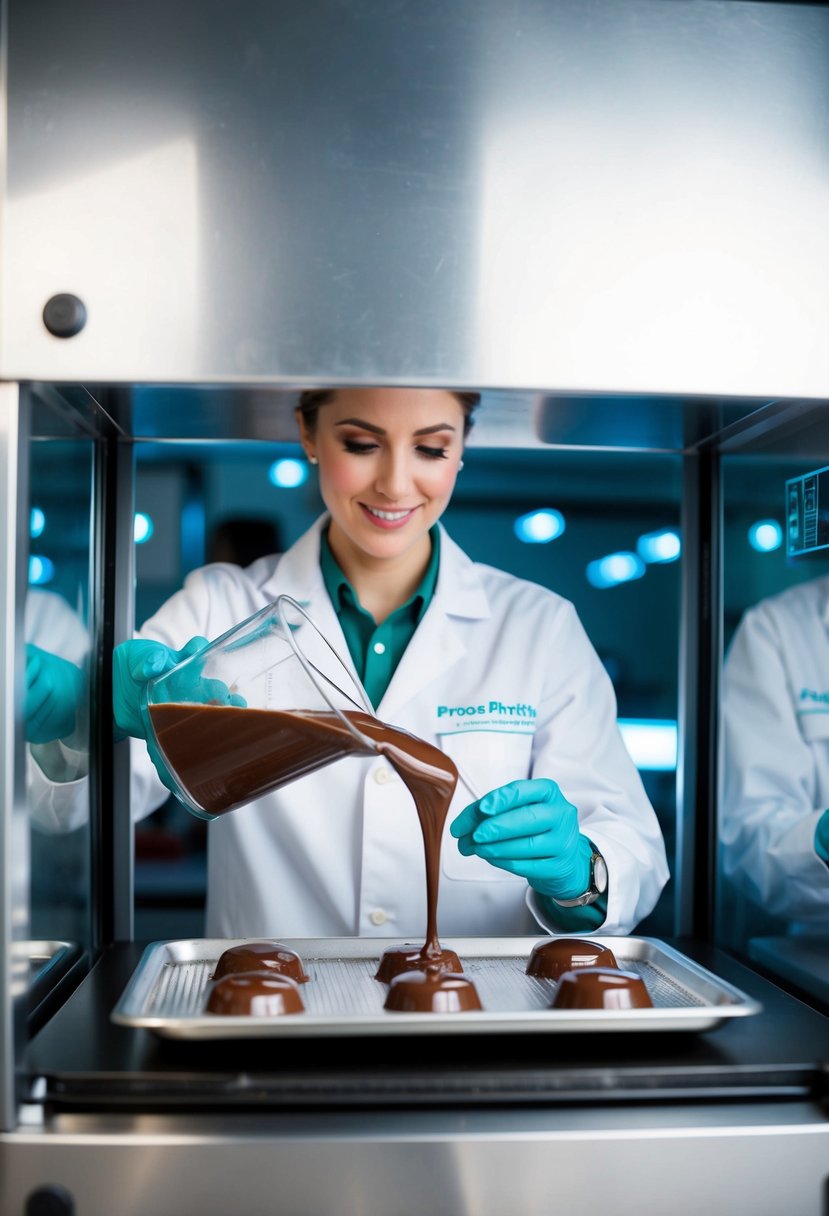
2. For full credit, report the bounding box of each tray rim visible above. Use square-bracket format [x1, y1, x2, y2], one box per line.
[111, 935, 763, 1039]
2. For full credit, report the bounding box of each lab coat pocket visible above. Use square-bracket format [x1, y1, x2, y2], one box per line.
[440, 730, 532, 883]
[798, 709, 829, 745]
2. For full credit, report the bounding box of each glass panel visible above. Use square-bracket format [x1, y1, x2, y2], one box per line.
[719, 437, 829, 1010]
[25, 410, 94, 1014]
[131, 442, 681, 939]
[444, 450, 681, 937]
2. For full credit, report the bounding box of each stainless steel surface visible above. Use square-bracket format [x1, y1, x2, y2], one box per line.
[749, 936, 829, 1007]
[112, 936, 761, 1039]
[3, 1, 829, 397]
[3, 1104, 829, 1216]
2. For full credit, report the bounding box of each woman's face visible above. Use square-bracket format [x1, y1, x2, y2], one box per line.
[298, 387, 465, 566]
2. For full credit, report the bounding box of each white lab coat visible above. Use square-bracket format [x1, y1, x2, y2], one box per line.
[722, 577, 829, 930]
[127, 517, 668, 938]
[32, 517, 668, 936]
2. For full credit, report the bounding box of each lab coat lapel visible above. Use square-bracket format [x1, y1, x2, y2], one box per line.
[377, 527, 489, 721]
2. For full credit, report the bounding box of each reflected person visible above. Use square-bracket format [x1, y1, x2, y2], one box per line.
[722, 577, 829, 931]
[25, 588, 89, 831]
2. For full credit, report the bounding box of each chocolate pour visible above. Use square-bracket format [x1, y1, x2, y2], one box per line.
[374, 729, 458, 967]
[149, 704, 460, 972]
[374, 943, 462, 984]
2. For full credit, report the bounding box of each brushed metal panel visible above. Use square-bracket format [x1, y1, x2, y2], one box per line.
[3, 1106, 829, 1216]
[3, 1, 829, 395]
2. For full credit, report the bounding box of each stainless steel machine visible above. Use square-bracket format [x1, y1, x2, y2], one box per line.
[2, 3, 828, 1213]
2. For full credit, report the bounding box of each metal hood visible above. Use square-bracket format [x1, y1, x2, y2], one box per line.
[3, 0, 829, 400]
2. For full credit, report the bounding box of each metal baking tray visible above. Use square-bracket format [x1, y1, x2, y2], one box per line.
[111, 936, 761, 1038]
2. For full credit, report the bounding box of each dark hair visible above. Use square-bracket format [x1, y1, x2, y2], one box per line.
[297, 388, 481, 437]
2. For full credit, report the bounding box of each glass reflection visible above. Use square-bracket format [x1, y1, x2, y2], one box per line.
[719, 453, 829, 1009]
[25, 434, 93, 1012]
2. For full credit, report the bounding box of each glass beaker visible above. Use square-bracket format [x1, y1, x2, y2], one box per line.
[140, 595, 381, 820]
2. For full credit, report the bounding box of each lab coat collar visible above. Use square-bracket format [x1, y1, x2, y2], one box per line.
[379, 524, 490, 719]
[260, 516, 491, 719]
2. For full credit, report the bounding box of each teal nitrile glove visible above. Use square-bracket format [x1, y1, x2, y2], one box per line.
[815, 810, 829, 864]
[113, 636, 210, 740]
[449, 777, 593, 901]
[25, 644, 84, 744]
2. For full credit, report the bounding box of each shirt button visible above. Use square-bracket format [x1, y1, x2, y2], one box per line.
[369, 908, 387, 926]
[374, 766, 392, 785]
[373, 642, 386, 655]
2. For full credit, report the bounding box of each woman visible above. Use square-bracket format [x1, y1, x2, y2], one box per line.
[112, 386, 668, 938]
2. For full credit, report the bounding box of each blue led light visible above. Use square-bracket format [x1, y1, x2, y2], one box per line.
[269, 458, 308, 489]
[748, 519, 782, 553]
[28, 555, 55, 585]
[30, 507, 46, 538]
[617, 719, 678, 771]
[636, 528, 681, 564]
[134, 512, 154, 544]
[514, 509, 565, 544]
[586, 551, 646, 588]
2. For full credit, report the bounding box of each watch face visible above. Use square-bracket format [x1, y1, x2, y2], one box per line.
[593, 853, 609, 895]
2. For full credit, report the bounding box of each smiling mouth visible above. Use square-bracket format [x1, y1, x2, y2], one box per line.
[361, 505, 417, 523]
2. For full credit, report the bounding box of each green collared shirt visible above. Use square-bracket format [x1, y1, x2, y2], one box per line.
[319, 527, 440, 708]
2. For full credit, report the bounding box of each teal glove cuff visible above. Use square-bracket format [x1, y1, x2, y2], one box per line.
[815, 810, 829, 864]
[537, 890, 608, 932]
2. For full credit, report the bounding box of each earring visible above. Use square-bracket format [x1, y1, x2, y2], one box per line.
[308, 455, 318, 465]
[458, 460, 465, 471]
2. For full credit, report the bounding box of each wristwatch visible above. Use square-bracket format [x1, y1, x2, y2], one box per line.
[552, 849, 608, 907]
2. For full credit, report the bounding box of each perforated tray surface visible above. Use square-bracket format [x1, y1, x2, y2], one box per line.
[111, 937, 761, 1039]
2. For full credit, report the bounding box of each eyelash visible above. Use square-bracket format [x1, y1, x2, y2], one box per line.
[342, 440, 449, 461]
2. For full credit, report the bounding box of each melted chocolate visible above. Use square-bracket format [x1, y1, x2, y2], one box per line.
[213, 941, 308, 983]
[551, 966, 652, 1010]
[374, 943, 461, 983]
[526, 938, 618, 981]
[148, 705, 380, 816]
[384, 966, 482, 1013]
[150, 704, 460, 975]
[206, 971, 305, 1016]
[373, 717, 458, 970]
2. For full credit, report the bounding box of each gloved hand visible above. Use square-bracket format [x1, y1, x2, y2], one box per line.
[113, 636, 210, 740]
[449, 777, 593, 901]
[815, 810, 829, 864]
[25, 644, 84, 744]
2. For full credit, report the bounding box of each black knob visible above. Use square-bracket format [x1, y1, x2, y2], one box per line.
[24, 1184, 75, 1216]
[42, 294, 87, 338]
